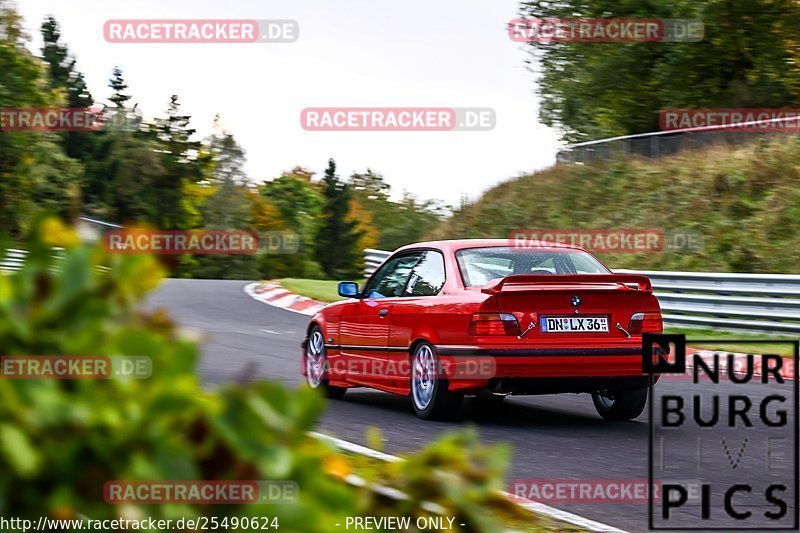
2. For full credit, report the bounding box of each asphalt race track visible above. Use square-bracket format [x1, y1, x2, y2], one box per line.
[147, 279, 798, 532]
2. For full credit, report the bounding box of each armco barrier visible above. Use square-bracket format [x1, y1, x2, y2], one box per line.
[615, 269, 800, 334]
[0, 248, 29, 273]
[1, 248, 68, 274]
[1, 217, 121, 274]
[364, 248, 392, 277]
[364, 249, 800, 335]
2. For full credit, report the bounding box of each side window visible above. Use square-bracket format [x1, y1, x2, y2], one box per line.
[362, 253, 421, 299]
[404, 251, 445, 296]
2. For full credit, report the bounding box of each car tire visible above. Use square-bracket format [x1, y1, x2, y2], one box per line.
[592, 387, 647, 421]
[305, 326, 347, 399]
[410, 342, 462, 420]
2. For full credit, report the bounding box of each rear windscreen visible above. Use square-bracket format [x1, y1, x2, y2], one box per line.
[456, 246, 610, 287]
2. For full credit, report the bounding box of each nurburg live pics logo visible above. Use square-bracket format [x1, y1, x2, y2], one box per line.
[643, 333, 799, 530]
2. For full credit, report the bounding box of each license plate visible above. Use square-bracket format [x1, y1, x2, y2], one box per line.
[540, 315, 609, 333]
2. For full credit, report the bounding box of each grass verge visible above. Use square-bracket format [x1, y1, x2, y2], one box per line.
[277, 278, 364, 303]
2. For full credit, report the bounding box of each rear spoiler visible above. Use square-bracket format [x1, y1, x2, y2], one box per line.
[480, 274, 652, 294]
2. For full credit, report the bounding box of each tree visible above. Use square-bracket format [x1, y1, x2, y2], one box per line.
[350, 168, 391, 205]
[379, 191, 446, 250]
[189, 128, 260, 279]
[259, 167, 324, 277]
[148, 95, 201, 229]
[201, 129, 250, 229]
[260, 167, 322, 245]
[347, 196, 378, 264]
[101, 132, 164, 223]
[84, 66, 144, 217]
[40, 16, 97, 209]
[348, 169, 392, 234]
[41, 16, 93, 109]
[349, 169, 446, 250]
[24, 140, 83, 220]
[520, 0, 800, 142]
[314, 159, 362, 278]
[0, 3, 80, 238]
[89, 67, 161, 224]
[107, 66, 131, 109]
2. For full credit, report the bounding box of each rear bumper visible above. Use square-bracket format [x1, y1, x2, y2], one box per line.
[434, 344, 650, 392]
[485, 375, 650, 395]
[436, 346, 641, 357]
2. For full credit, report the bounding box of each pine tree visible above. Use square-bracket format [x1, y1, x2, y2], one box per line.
[108, 66, 131, 109]
[40, 16, 96, 212]
[40, 17, 69, 90]
[41, 17, 93, 108]
[315, 159, 362, 278]
[149, 95, 201, 229]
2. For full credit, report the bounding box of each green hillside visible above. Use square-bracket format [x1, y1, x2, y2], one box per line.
[429, 140, 800, 273]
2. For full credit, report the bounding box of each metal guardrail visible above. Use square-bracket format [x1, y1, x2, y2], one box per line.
[0, 249, 30, 273]
[615, 269, 800, 334]
[556, 113, 800, 164]
[364, 248, 392, 277]
[364, 249, 800, 335]
[0, 248, 66, 274]
[1, 217, 121, 274]
[556, 130, 785, 164]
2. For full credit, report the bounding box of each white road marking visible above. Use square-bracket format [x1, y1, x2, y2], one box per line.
[311, 431, 402, 462]
[309, 431, 628, 533]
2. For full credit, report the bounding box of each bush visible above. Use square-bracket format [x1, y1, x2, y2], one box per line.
[0, 218, 536, 532]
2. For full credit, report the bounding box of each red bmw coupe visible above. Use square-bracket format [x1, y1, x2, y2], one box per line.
[302, 239, 662, 420]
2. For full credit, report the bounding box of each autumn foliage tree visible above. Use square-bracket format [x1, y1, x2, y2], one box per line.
[1, 4, 445, 279]
[520, 0, 800, 142]
[314, 159, 363, 278]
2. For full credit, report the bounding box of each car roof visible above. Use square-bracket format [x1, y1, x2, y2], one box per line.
[395, 238, 587, 254]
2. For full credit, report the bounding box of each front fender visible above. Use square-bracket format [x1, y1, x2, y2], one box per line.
[306, 299, 349, 345]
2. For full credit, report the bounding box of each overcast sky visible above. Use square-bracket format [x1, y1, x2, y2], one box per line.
[16, 0, 561, 204]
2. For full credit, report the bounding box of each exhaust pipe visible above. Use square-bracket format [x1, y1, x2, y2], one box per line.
[489, 378, 514, 396]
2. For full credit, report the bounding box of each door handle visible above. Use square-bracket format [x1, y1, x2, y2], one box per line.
[378, 309, 389, 317]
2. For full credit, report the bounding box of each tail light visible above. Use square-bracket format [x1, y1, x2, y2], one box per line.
[469, 313, 520, 336]
[628, 312, 663, 334]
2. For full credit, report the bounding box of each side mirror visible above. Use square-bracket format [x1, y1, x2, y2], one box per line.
[338, 281, 360, 298]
